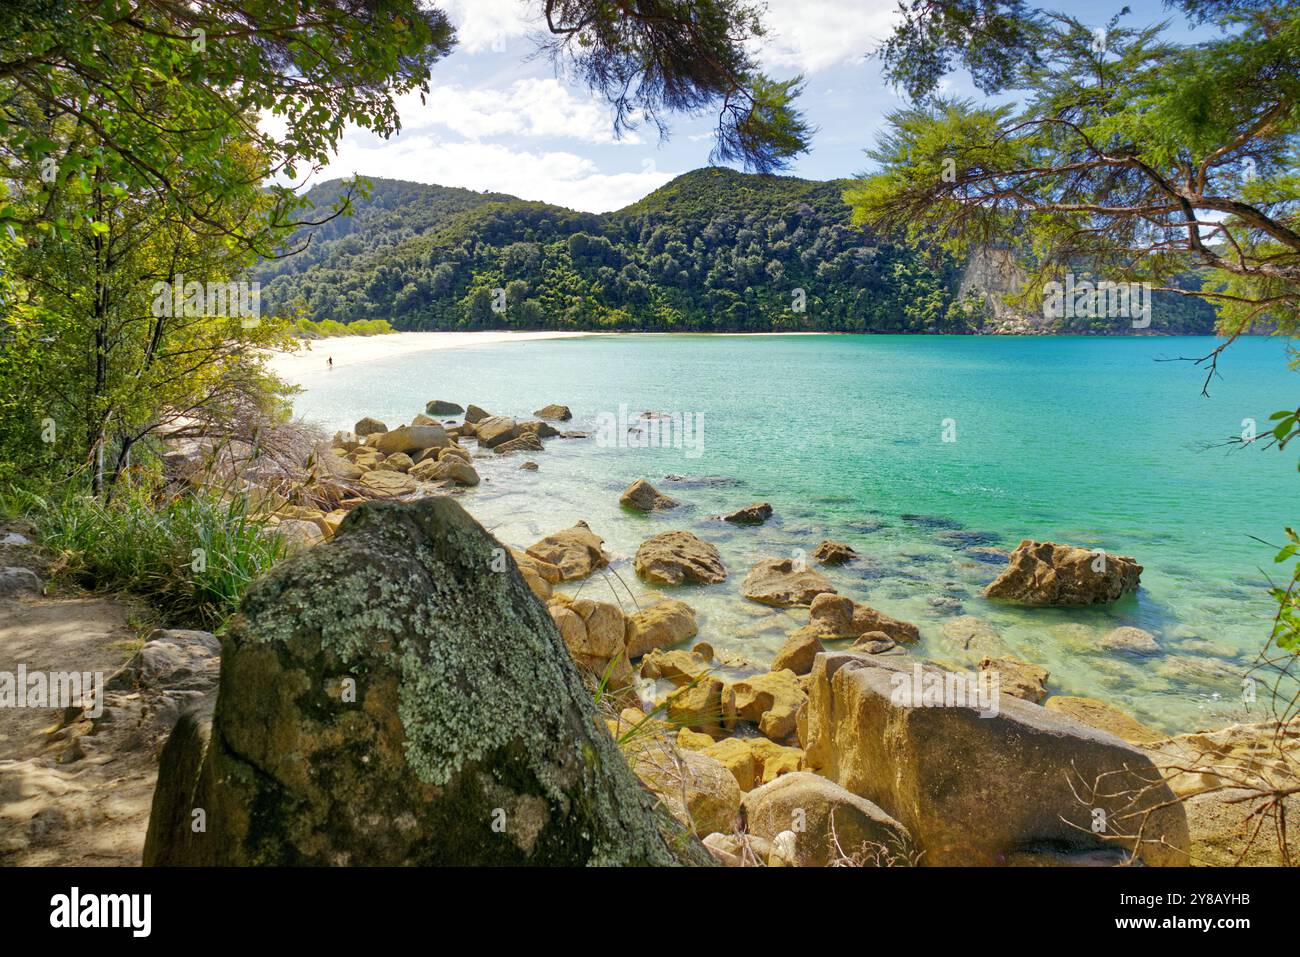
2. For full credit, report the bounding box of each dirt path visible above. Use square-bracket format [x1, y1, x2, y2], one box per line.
[0, 532, 160, 866]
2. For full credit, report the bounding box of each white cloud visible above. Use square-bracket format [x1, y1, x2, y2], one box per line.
[439, 0, 539, 53]
[756, 0, 898, 74]
[396, 77, 636, 145]
[323, 137, 675, 213]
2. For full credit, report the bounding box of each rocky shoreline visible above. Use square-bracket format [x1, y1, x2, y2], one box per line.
[16, 396, 1296, 866]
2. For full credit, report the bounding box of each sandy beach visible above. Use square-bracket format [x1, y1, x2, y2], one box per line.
[265, 330, 594, 381]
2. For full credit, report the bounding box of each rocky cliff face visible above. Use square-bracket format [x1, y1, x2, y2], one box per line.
[959, 247, 1044, 334]
[144, 496, 707, 866]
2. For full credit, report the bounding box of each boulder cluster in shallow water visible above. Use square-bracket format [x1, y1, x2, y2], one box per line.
[143, 395, 1278, 867]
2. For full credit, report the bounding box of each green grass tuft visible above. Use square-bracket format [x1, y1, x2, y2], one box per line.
[3, 480, 287, 630]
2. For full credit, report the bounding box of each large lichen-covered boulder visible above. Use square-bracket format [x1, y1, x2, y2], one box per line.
[143, 497, 707, 866]
[803, 653, 1189, 866]
[984, 540, 1142, 606]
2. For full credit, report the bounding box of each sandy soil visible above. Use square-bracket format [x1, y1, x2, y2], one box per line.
[0, 532, 159, 866]
[265, 330, 593, 381]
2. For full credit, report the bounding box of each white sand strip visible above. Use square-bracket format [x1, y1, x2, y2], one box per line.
[265, 330, 594, 382]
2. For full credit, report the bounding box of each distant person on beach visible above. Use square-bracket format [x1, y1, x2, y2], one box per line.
[328, 356, 333, 369]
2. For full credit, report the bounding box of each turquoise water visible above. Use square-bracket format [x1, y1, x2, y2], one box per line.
[287, 334, 1299, 733]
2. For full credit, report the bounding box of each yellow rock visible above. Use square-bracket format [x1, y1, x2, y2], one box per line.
[358, 469, 417, 498]
[698, 737, 759, 791]
[511, 549, 563, 584]
[518, 564, 551, 600]
[676, 728, 715, 751]
[1045, 695, 1163, 743]
[375, 452, 414, 473]
[349, 448, 384, 470]
[321, 509, 349, 538]
[664, 678, 724, 735]
[639, 647, 713, 686]
[749, 738, 806, 785]
[772, 626, 824, 675]
[633, 746, 742, 836]
[547, 598, 631, 689]
[723, 670, 807, 742]
[624, 598, 698, 658]
[691, 736, 806, 791]
[979, 655, 1050, 703]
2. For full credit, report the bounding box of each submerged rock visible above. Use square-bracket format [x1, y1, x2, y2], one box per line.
[741, 558, 836, 607]
[620, 479, 680, 512]
[978, 655, 1049, 703]
[812, 540, 857, 565]
[1044, 696, 1163, 744]
[938, 615, 1005, 657]
[984, 540, 1142, 605]
[1100, 626, 1159, 653]
[143, 497, 706, 866]
[425, 399, 464, 415]
[533, 404, 572, 421]
[722, 502, 773, 525]
[634, 531, 726, 585]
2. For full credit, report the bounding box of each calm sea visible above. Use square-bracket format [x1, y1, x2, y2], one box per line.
[285, 334, 1300, 732]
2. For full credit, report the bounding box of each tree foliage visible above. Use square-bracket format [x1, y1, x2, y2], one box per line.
[854, 5, 1299, 338]
[539, 0, 811, 172]
[257, 168, 1214, 335]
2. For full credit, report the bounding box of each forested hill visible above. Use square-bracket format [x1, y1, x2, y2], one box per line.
[255, 168, 1216, 335]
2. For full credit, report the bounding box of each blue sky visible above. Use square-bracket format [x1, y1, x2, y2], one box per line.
[303, 0, 1200, 212]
